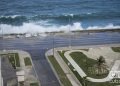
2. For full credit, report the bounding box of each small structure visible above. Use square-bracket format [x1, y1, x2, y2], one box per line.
[16, 70, 25, 82]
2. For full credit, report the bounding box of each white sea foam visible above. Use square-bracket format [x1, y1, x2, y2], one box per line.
[87, 13, 92, 15]
[0, 15, 20, 18]
[0, 22, 120, 34]
[87, 23, 120, 30]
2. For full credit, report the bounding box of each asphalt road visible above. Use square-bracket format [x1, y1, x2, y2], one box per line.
[0, 32, 120, 86]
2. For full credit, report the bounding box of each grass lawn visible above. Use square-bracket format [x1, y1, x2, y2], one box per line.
[30, 82, 39, 86]
[48, 55, 72, 86]
[24, 57, 32, 66]
[58, 51, 119, 86]
[70, 52, 108, 79]
[111, 47, 120, 52]
[8, 53, 20, 68]
[19, 81, 24, 86]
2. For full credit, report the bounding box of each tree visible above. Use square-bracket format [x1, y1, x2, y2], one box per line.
[97, 56, 105, 66]
[96, 56, 106, 75]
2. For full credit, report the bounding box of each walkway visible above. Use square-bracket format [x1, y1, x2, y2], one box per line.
[0, 56, 3, 86]
[64, 50, 120, 82]
[46, 49, 82, 86]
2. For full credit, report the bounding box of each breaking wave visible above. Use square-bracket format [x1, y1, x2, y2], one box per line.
[0, 22, 120, 34]
[0, 13, 120, 25]
[0, 15, 27, 25]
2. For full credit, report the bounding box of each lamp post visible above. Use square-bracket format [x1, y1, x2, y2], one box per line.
[0, 23, 3, 39]
[53, 33, 55, 57]
[0, 23, 2, 38]
[0, 23, 3, 36]
[69, 14, 73, 49]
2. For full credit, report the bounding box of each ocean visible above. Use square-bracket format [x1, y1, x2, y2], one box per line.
[0, 0, 120, 34]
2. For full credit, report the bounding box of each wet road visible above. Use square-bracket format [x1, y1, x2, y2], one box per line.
[0, 32, 120, 86]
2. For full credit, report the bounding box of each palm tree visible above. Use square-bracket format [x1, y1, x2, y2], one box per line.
[97, 56, 106, 75]
[97, 56, 105, 66]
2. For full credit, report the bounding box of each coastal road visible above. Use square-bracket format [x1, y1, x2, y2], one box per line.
[0, 32, 120, 86]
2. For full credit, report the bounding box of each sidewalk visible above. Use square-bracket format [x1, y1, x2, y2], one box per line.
[45, 49, 82, 86]
[0, 50, 40, 86]
[0, 56, 3, 86]
[64, 50, 120, 82]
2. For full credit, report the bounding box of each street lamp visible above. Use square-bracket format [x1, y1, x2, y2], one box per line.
[0, 23, 3, 39]
[53, 33, 55, 57]
[68, 14, 73, 49]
